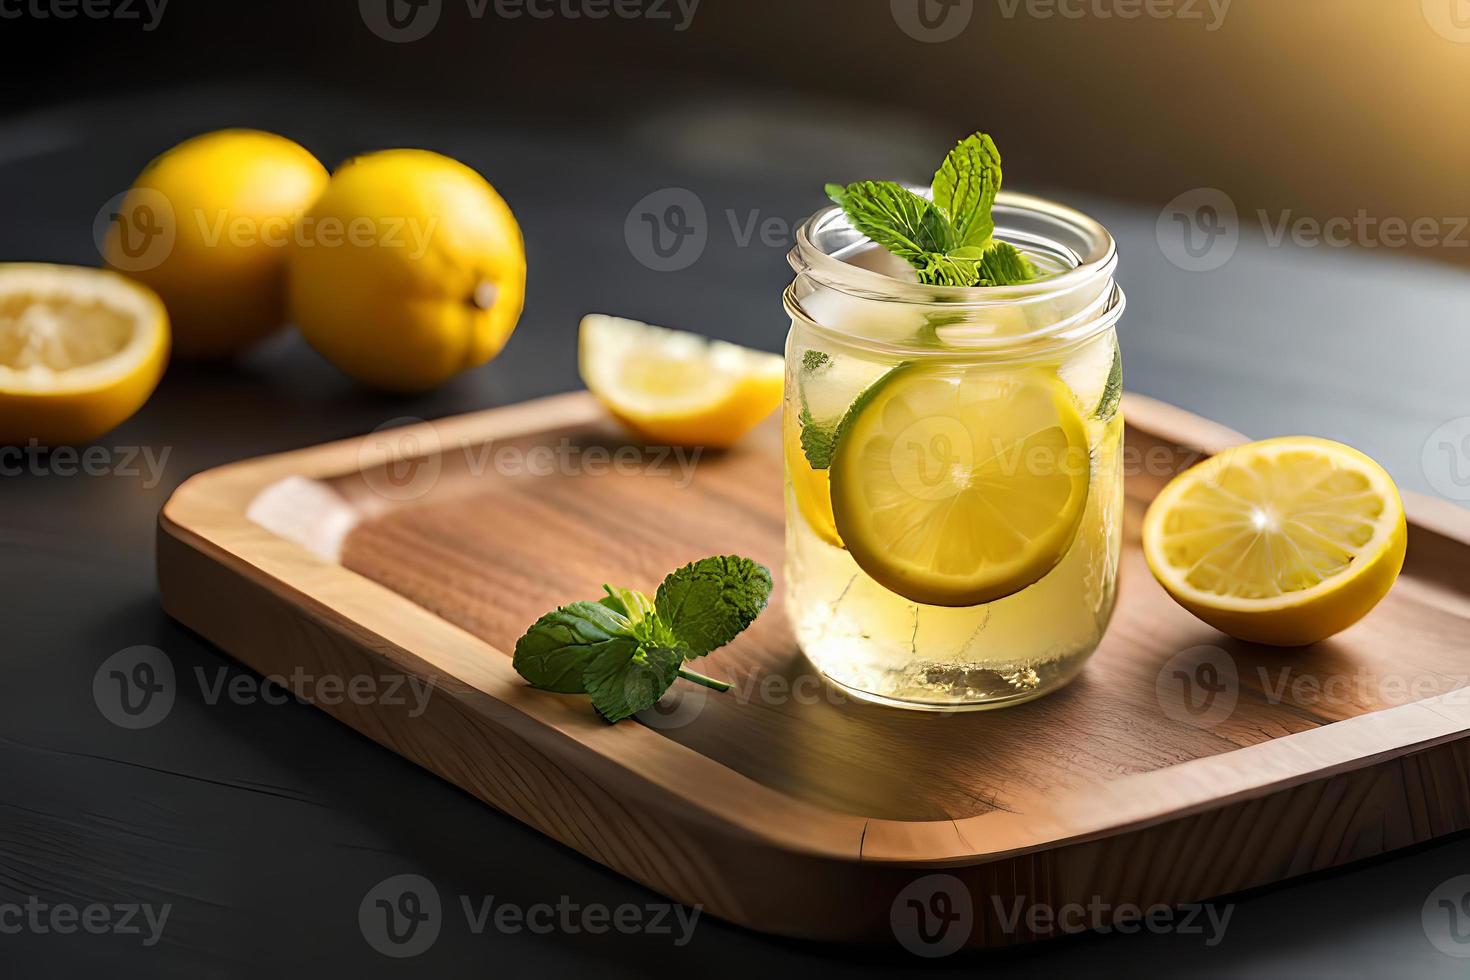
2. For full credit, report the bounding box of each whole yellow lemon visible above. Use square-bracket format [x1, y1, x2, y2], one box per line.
[286, 149, 526, 391]
[104, 129, 329, 359]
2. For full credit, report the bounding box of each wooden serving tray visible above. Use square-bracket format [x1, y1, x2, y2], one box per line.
[158, 392, 1470, 948]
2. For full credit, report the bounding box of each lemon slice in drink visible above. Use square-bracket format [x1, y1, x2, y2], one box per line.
[0, 263, 169, 445]
[1142, 436, 1406, 646]
[579, 314, 783, 448]
[829, 365, 1091, 606]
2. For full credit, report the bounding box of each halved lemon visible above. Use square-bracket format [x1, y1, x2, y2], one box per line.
[830, 365, 1091, 607]
[579, 314, 782, 448]
[0, 264, 169, 445]
[1143, 436, 1406, 646]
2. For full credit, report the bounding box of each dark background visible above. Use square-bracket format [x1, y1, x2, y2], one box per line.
[9, 0, 1470, 269]
[3, 1, 1470, 977]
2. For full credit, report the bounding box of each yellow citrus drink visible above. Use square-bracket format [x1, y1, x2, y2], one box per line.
[783, 192, 1125, 709]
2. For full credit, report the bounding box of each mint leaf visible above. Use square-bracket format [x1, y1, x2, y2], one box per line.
[801, 350, 831, 375]
[932, 133, 1000, 249]
[825, 181, 953, 264]
[976, 242, 1037, 286]
[798, 408, 837, 469]
[1094, 346, 1123, 421]
[655, 556, 773, 658]
[513, 602, 637, 694]
[584, 643, 684, 723]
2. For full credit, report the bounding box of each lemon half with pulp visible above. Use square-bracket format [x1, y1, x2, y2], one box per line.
[829, 365, 1091, 607]
[579, 314, 782, 448]
[0, 264, 169, 446]
[1143, 436, 1406, 646]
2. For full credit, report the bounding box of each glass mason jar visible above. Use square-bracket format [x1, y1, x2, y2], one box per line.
[782, 190, 1125, 711]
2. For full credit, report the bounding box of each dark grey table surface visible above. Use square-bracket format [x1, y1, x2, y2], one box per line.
[3, 82, 1470, 979]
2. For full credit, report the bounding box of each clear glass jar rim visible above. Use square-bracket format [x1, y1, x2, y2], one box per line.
[782, 280, 1126, 361]
[789, 189, 1118, 307]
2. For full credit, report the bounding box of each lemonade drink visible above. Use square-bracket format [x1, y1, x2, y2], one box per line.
[783, 190, 1125, 709]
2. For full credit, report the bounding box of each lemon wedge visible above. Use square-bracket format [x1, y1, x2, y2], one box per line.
[829, 365, 1091, 607]
[579, 314, 782, 448]
[1143, 436, 1406, 646]
[0, 263, 169, 445]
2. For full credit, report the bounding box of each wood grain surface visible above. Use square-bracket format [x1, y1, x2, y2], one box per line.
[157, 391, 1470, 946]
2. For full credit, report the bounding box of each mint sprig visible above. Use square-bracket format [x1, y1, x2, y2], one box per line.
[824, 132, 1036, 288]
[513, 556, 772, 723]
